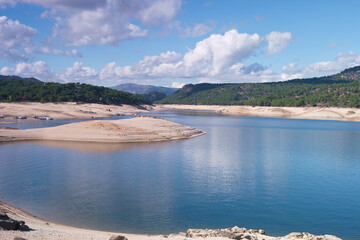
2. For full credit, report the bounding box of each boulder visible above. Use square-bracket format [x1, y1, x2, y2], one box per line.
[0, 219, 20, 230]
[0, 211, 30, 231]
[108, 235, 128, 240]
[217, 231, 234, 238]
[0, 212, 8, 220]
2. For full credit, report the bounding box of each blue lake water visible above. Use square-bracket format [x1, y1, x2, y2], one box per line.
[0, 111, 360, 239]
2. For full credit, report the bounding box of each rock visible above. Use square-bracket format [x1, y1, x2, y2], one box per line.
[13, 237, 27, 240]
[231, 233, 244, 240]
[217, 231, 234, 238]
[186, 229, 208, 237]
[0, 212, 8, 220]
[231, 226, 247, 233]
[109, 235, 128, 240]
[0, 219, 20, 230]
[178, 232, 187, 236]
[0, 211, 31, 231]
[282, 232, 342, 240]
[258, 229, 265, 235]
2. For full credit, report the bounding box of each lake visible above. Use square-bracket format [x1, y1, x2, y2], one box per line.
[0, 110, 359, 239]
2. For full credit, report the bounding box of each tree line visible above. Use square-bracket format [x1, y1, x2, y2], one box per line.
[0, 78, 149, 105]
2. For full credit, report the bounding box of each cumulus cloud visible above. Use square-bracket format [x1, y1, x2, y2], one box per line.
[183, 30, 261, 76]
[57, 61, 99, 83]
[266, 31, 293, 56]
[140, 0, 181, 27]
[281, 52, 360, 80]
[0, 16, 37, 61]
[58, 7, 147, 46]
[3, 0, 182, 46]
[99, 51, 182, 82]
[0, 61, 55, 81]
[0, 29, 299, 85]
[51, 0, 182, 46]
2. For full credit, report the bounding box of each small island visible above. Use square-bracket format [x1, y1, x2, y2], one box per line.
[0, 116, 205, 143]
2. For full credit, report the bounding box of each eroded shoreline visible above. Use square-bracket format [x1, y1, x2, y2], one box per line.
[0, 201, 341, 240]
[154, 104, 360, 122]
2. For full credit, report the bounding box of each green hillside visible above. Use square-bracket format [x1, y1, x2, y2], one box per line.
[0, 77, 149, 105]
[156, 66, 360, 108]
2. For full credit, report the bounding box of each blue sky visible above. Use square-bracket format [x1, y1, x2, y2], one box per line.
[1, 0, 360, 87]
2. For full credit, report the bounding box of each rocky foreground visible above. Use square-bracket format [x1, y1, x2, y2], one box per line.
[182, 227, 341, 240]
[0, 202, 341, 240]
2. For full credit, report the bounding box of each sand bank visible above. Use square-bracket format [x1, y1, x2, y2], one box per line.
[0, 201, 341, 240]
[0, 102, 148, 120]
[154, 104, 360, 122]
[0, 116, 205, 143]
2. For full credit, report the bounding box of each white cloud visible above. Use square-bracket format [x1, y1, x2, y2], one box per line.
[4, 0, 181, 47]
[0, 61, 55, 81]
[38, 46, 81, 57]
[99, 51, 183, 82]
[266, 31, 293, 56]
[281, 52, 360, 80]
[58, 6, 147, 46]
[140, 0, 181, 27]
[0, 0, 107, 10]
[0, 29, 299, 86]
[1, 0, 182, 47]
[171, 81, 185, 88]
[0, 16, 37, 61]
[183, 30, 262, 76]
[53, 0, 182, 46]
[328, 42, 337, 48]
[58, 61, 98, 83]
[170, 20, 215, 38]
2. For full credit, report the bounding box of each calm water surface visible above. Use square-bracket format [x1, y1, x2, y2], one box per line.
[0, 111, 360, 239]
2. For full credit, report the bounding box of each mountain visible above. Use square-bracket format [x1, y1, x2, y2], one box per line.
[111, 83, 178, 95]
[0, 77, 149, 105]
[0, 75, 41, 82]
[142, 90, 167, 103]
[156, 66, 360, 108]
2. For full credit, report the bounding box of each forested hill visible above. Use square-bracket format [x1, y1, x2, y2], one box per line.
[111, 83, 178, 95]
[156, 66, 360, 108]
[0, 77, 149, 105]
[0, 75, 41, 82]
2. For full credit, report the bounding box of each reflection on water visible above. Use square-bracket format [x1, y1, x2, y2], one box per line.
[0, 113, 360, 239]
[0, 140, 177, 153]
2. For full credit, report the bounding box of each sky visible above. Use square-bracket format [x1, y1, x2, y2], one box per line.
[1, 0, 360, 88]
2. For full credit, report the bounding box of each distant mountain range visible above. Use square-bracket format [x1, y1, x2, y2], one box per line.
[156, 66, 360, 108]
[111, 83, 178, 95]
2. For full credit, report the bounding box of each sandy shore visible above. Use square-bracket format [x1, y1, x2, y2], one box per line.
[0, 116, 205, 143]
[2, 102, 360, 122]
[154, 104, 360, 122]
[0, 201, 341, 240]
[0, 102, 148, 120]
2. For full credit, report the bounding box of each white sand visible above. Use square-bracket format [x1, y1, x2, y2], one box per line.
[0, 116, 205, 143]
[0, 102, 148, 120]
[154, 104, 360, 122]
